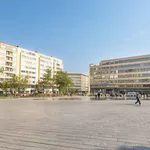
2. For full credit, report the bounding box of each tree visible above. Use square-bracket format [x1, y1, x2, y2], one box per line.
[54, 71, 73, 94]
[20, 76, 29, 90]
[41, 68, 53, 92]
[9, 75, 20, 95]
[0, 67, 4, 73]
[35, 81, 40, 93]
[0, 80, 9, 94]
[9, 75, 29, 95]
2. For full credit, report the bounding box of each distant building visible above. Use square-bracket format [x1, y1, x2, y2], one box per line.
[67, 72, 88, 94]
[90, 54, 150, 94]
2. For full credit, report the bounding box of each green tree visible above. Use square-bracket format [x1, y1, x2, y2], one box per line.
[19, 75, 29, 92]
[0, 80, 9, 94]
[0, 67, 4, 73]
[41, 68, 53, 92]
[9, 75, 29, 95]
[9, 75, 20, 95]
[54, 71, 73, 94]
[35, 80, 43, 94]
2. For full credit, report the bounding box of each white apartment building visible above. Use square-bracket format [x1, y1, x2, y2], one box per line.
[19, 48, 38, 85]
[39, 54, 63, 80]
[39, 54, 53, 80]
[0, 42, 18, 81]
[53, 58, 63, 75]
[0, 42, 63, 91]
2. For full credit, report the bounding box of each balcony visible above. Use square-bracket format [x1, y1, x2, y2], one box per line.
[5, 67, 13, 72]
[6, 56, 13, 62]
[6, 51, 13, 57]
[5, 62, 13, 67]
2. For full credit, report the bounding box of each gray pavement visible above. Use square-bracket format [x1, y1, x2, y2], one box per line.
[0, 99, 150, 150]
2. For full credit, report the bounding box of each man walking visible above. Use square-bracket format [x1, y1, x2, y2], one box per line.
[135, 93, 141, 105]
[95, 92, 97, 100]
[97, 92, 100, 100]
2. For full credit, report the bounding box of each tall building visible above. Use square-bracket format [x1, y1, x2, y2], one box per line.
[0, 41, 63, 89]
[67, 72, 88, 94]
[39, 53, 53, 80]
[19, 47, 38, 85]
[39, 53, 63, 80]
[0, 42, 18, 81]
[90, 54, 150, 94]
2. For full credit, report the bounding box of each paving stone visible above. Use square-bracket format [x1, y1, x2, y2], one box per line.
[0, 99, 150, 150]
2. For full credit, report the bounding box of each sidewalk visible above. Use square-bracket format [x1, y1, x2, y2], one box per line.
[0, 96, 91, 101]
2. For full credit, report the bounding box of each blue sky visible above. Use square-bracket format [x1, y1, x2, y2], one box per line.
[0, 0, 150, 74]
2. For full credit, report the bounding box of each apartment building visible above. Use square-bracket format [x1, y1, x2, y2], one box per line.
[67, 73, 88, 94]
[39, 54, 63, 80]
[90, 54, 150, 94]
[0, 42, 18, 81]
[39, 54, 53, 80]
[0, 41, 63, 89]
[19, 48, 38, 85]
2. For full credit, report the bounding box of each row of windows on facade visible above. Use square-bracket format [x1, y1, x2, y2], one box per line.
[1, 44, 17, 51]
[21, 61, 36, 66]
[90, 84, 150, 88]
[6, 56, 14, 61]
[40, 64, 52, 67]
[21, 66, 36, 70]
[6, 51, 14, 56]
[40, 56, 52, 61]
[4, 68, 15, 72]
[21, 70, 36, 74]
[40, 60, 61, 66]
[22, 55, 36, 61]
[101, 62, 150, 70]
[21, 69, 57, 74]
[0, 73, 14, 77]
[0, 79, 36, 84]
[0, 50, 13, 55]
[40, 60, 53, 64]
[101, 56, 150, 66]
[91, 68, 150, 75]
[92, 73, 150, 79]
[21, 50, 36, 56]
[0, 55, 16, 60]
[91, 79, 150, 84]
[91, 62, 150, 71]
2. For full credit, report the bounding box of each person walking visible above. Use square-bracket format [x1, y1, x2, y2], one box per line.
[95, 93, 97, 100]
[135, 93, 141, 105]
[97, 92, 100, 100]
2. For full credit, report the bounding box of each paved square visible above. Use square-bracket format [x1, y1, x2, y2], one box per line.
[0, 99, 150, 150]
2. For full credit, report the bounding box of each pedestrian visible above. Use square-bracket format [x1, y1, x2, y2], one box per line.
[95, 93, 97, 100]
[135, 93, 141, 106]
[98, 92, 100, 100]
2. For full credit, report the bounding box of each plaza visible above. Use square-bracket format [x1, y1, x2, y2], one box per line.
[0, 98, 150, 150]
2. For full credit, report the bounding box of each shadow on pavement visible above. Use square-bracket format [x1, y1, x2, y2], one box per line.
[94, 146, 150, 150]
[118, 103, 140, 106]
[117, 146, 150, 150]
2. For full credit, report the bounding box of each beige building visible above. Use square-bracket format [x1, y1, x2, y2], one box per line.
[0, 42, 18, 81]
[67, 73, 88, 94]
[90, 54, 150, 95]
[0, 41, 63, 91]
[39, 54, 63, 78]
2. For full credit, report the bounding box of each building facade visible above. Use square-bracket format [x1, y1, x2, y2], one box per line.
[19, 48, 38, 85]
[90, 54, 150, 94]
[0, 42, 18, 81]
[67, 73, 88, 94]
[0, 41, 63, 90]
